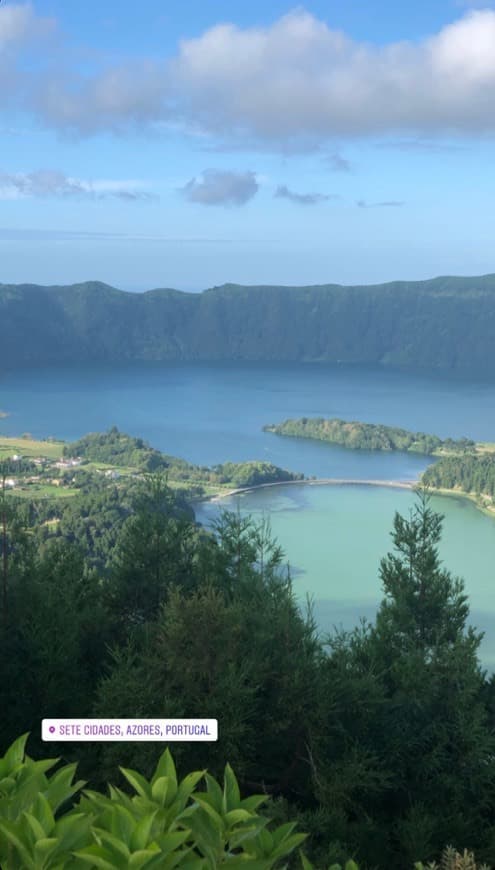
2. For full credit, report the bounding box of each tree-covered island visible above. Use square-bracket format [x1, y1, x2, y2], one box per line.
[263, 417, 477, 455]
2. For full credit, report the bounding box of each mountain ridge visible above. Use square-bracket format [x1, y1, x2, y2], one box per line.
[3, 273, 495, 371]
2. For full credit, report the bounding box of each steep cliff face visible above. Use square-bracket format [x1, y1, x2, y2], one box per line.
[2, 274, 495, 371]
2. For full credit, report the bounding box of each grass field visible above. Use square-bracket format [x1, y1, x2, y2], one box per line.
[9, 484, 79, 499]
[0, 436, 65, 460]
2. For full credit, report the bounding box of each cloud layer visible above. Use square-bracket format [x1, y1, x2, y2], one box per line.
[5, 4, 495, 145]
[356, 199, 404, 208]
[274, 185, 335, 206]
[0, 169, 153, 200]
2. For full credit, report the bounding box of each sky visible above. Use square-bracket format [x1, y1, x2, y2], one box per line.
[1, 0, 495, 290]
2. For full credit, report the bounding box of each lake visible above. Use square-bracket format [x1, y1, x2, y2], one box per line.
[197, 484, 495, 667]
[2, 360, 495, 663]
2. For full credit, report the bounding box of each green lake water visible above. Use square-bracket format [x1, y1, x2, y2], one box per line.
[196, 483, 495, 668]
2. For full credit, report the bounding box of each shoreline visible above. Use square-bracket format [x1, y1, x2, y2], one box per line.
[204, 477, 495, 520]
[206, 477, 416, 503]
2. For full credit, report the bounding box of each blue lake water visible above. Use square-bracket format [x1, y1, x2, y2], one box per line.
[2, 360, 495, 664]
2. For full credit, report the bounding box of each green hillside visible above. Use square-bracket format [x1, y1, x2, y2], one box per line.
[3, 273, 495, 371]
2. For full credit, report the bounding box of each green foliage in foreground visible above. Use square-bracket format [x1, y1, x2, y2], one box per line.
[0, 736, 490, 869]
[264, 418, 474, 456]
[3, 476, 495, 867]
[0, 734, 308, 869]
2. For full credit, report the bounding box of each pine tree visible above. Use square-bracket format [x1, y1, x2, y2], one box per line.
[309, 491, 495, 868]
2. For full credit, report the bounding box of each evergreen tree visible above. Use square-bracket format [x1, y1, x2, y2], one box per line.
[309, 492, 495, 868]
[106, 473, 198, 632]
[95, 512, 320, 800]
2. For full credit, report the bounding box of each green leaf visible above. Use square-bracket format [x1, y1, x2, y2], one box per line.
[129, 847, 161, 868]
[260, 828, 274, 854]
[119, 767, 152, 800]
[223, 809, 253, 827]
[73, 844, 118, 869]
[32, 793, 56, 835]
[33, 836, 58, 862]
[222, 764, 241, 813]
[150, 776, 169, 806]
[22, 810, 48, 843]
[93, 828, 131, 862]
[43, 763, 85, 813]
[271, 822, 297, 846]
[204, 774, 224, 814]
[0, 818, 35, 868]
[270, 832, 307, 860]
[55, 812, 92, 852]
[176, 770, 205, 806]
[2, 733, 30, 774]
[187, 810, 222, 859]
[109, 804, 136, 847]
[151, 750, 177, 798]
[228, 818, 269, 850]
[155, 830, 191, 854]
[193, 797, 224, 832]
[130, 811, 158, 852]
[239, 795, 267, 813]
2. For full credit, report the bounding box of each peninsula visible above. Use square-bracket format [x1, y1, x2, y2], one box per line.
[263, 417, 477, 456]
[0, 427, 304, 502]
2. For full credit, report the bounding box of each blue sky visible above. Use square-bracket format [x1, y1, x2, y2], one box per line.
[1, 0, 495, 290]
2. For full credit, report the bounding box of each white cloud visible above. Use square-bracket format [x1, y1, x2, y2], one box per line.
[168, 9, 495, 143]
[6, 4, 495, 144]
[0, 1, 52, 46]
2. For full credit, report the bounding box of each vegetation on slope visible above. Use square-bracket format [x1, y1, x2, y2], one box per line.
[2, 476, 495, 867]
[0, 427, 302, 504]
[4, 273, 495, 371]
[264, 417, 475, 455]
[422, 453, 495, 501]
[65, 427, 303, 490]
